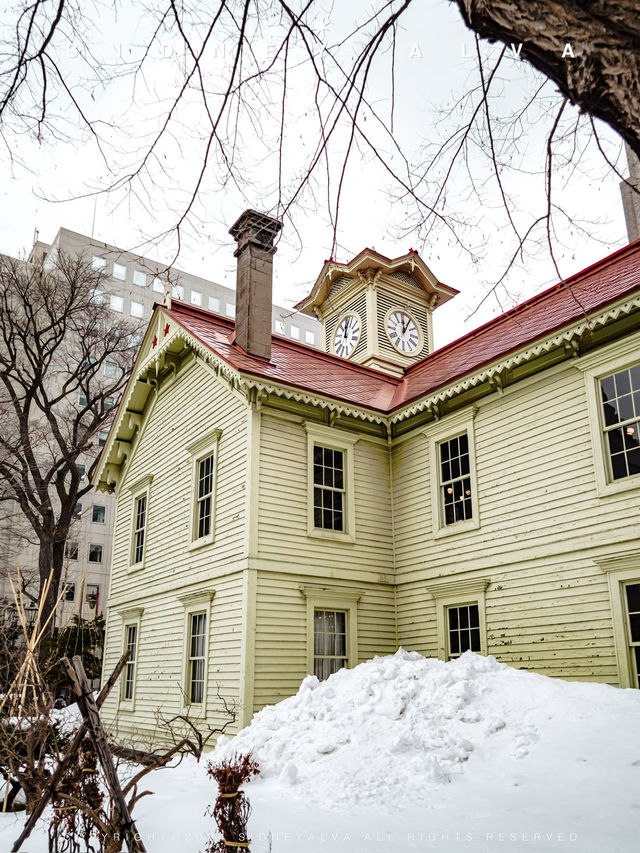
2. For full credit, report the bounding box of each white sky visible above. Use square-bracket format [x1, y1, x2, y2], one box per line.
[0, 0, 630, 348]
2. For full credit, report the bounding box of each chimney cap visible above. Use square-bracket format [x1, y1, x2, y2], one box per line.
[229, 209, 282, 254]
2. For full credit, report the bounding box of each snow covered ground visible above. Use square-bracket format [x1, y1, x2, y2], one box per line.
[2, 650, 640, 852]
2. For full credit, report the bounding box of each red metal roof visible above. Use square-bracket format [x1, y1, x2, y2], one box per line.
[162, 241, 640, 416]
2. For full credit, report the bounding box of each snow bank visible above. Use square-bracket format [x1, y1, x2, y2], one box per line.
[213, 649, 640, 809]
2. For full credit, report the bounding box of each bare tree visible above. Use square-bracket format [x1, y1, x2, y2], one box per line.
[0, 2, 638, 284]
[0, 251, 142, 635]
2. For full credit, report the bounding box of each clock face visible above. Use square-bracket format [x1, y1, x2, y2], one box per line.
[334, 314, 361, 358]
[387, 310, 419, 353]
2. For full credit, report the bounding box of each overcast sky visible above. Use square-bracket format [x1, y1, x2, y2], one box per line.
[0, 1, 630, 348]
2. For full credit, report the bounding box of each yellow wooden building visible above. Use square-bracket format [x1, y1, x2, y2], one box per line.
[95, 211, 640, 741]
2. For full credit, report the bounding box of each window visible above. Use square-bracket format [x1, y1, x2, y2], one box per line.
[73, 502, 82, 518]
[225, 303, 234, 318]
[98, 430, 108, 447]
[123, 624, 138, 701]
[600, 364, 640, 481]
[290, 325, 300, 340]
[86, 583, 100, 609]
[305, 330, 315, 345]
[64, 582, 76, 601]
[89, 287, 104, 304]
[104, 360, 118, 378]
[110, 294, 124, 313]
[300, 586, 360, 678]
[104, 396, 115, 411]
[130, 300, 144, 318]
[426, 411, 479, 536]
[76, 463, 86, 481]
[112, 263, 126, 281]
[208, 296, 220, 313]
[88, 544, 103, 563]
[624, 583, 640, 688]
[196, 454, 214, 539]
[92, 505, 106, 524]
[305, 423, 357, 541]
[427, 578, 489, 661]
[133, 494, 147, 564]
[597, 552, 640, 688]
[191, 290, 202, 307]
[187, 431, 221, 547]
[91, 256, 106, 271]
[275, 319, 285, 334]
[446, 604, 481, 658]
[187, 612, 207, 704]
[133, 269, 146, 287]
[78, 391, 88, 407]
[314, 610, 347, 680]
[172, 283, 184, 300]
[439, 434, 472, 525]
[65, 541, 78, 561]
[153, 276, 164, 293]
[313, 446, 345, 532]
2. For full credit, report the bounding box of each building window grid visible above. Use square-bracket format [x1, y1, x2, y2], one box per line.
[625, 583, 640, 688]
[600, 365, 640, 481]
[188, 612, 207, 704]
[314, 609, 347, 680]
[439, 434, 473, 525]
[446, 603, 481, 659]
[313, 446, 345, 532]
[196, 454, 214, 539]
[133, 494, 147, 564]
[123, 624, 138, 700]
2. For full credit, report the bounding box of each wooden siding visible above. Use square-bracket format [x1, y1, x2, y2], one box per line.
[393, 358, 636, 684]
[252, 570, 396, 711]
[101, 361, 249, 741]
[256, 414, 394, 574]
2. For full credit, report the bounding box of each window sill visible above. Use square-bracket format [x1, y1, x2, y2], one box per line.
[188, 534, 214, 552]
[595, 474, 640, 498]
[181, 702, 206, 718]
[307, 527, 355, 544]
[434, 517, 480, 539]
[127, 560, 145, 573]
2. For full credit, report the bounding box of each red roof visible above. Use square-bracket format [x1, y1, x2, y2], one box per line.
[162, 241, 640, 416]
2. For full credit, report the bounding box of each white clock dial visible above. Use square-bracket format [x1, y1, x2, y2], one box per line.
[333, 314, 361, 358]
[387, 310, 419, 353]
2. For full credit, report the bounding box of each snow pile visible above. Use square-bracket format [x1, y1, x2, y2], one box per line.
[213, 649, 640, 809]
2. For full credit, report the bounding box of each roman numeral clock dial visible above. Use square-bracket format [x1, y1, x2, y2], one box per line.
[333, 314, 361, 358]
[387, 310, 419, 353]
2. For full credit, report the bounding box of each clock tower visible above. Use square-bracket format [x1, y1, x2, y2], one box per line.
[295, 248, 458, 374]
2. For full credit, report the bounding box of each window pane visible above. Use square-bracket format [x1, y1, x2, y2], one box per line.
[191, 290, 202, 307]
[208, 296, 220, 312]
[131, 300, 144, 318]
[153, 276, 164, 293]
[92, 505, 106, 523]
[110, 294, 124, 313]
[113, 263, 126, 281]
[626, 583, 640, 613]
[133, 270, 146, 287]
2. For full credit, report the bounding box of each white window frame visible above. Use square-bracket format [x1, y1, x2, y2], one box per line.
[578, 339, 640, 497]
[118, 606, 143, 710]
[64, 541, 78, 561]
[130, 300, 144, 319]
[427, 578, 490, 661]
[91, 256, 106, 271]
[104, 360, 118, 378]
[91, 504, 106, 524]
[112, 262, 127, 281]
[88, 544, 103, 563]
[305, 329, 315, 345]
[133, 269, 147, 287]
[127, 474, 153, 571]
[425, 408, 480, 538]
[274, 319, 285, 334]
[187, 430, 221, 550]
[290, 325, 300, 340]
[172, 283, 184, 300]
[190, 290, 202, 307]
[596, 551, 640, 688]
[300, 586, 362, 678]
[304, 422, 358, 543]
[208, 295, 220, 312]
[178, 590, 214, 714]
[152, 276, 164, 293]
[225, 302, 235, 318]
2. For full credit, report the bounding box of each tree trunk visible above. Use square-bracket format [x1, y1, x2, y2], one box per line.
[37, 537, 63, 639]
[453, 0, 640, 157]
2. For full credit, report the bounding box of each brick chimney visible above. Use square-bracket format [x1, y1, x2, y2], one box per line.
[229, 209, 282, 360]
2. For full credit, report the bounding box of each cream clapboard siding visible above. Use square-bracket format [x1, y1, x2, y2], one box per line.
[252, 571, 396, 710]
[393, 358, 634, 683]
[256, 413, 394, 574]
[101, 361, 248, 741]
